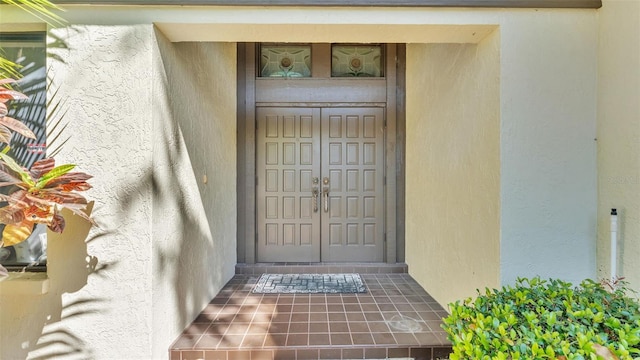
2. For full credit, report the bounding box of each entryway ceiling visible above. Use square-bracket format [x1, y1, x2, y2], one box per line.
[155, 23, 497, 43]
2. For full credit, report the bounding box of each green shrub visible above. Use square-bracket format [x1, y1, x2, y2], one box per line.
[442, 277, 640, 360]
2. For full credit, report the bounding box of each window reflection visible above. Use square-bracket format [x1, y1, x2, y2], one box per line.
[0, 32, 47, 270]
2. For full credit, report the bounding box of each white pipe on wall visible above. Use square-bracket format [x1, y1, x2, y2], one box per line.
[611, 208, 618, 280]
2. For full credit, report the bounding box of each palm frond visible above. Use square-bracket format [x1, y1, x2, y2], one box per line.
[44, 84, 70, 157]
[5, 56, 47, 168]
[0, 0, 66, 27]
[0, 56, 22, 80]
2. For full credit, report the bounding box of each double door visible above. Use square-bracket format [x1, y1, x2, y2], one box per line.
[256, 107, 385, 262]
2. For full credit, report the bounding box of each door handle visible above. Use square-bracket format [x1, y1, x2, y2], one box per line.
[312, 187, 319, 213]
[312, 177, 319, 213]
[323, 186, 329, 212]
[322, 177, 330, 212]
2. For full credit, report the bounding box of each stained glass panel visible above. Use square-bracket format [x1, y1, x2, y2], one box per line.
[331, 45, 383, 77]
[260, 45, 311, 78]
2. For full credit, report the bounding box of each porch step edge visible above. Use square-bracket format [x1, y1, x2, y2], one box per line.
[171, 345, 452, 360]
[235, 262, 408, 275]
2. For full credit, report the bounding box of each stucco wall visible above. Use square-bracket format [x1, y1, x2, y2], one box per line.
[597, 0, 640, 293]
[499, 12, 598, 286]
[1, 25, 156, 359]
[406, 32, 501, 307]
[0, 207, 95, 359]
[0, 23, 237, 359]
[151, 33, 237, 358]
[406, 10, 598, 307]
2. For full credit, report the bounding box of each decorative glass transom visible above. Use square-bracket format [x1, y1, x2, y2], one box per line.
[331, 45, 383, 77]
[260, 45, 311, 78]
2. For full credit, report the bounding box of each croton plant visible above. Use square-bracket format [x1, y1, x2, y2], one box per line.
[0, 78, 92, 249]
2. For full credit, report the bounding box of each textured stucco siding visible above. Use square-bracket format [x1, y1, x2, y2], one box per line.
[151, 32, 237, 358]
[1, 25, 155, 359]
[498, 12, 598, 286]
[406, 10, 598, 307]
[597, 0, 640, 293]
[406, 32, 501, 308]
[0, 24, 237, 359]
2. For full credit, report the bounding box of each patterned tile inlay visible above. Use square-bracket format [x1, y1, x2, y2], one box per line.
[252, 273, 367, 294]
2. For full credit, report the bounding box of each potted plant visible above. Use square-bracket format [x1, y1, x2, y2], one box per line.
[0, 0, 93, 277]
[1, 80, 92, 275]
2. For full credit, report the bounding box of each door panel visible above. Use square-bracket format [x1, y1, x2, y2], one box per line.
[257, 107, 321, 262]
[321, 108, 385, 262]
[256, 107, 385, 263]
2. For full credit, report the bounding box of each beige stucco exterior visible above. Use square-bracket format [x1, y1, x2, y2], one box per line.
[1, 25, 158, 359]
[406, 32, 501, 307]
[0, 23, 237, 359]
[1, 2, 633, 358]
[151, 34, 237, 358]
[597, 0, 640, 294]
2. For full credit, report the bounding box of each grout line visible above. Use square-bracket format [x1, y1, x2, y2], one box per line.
[176, 273, 451, 357]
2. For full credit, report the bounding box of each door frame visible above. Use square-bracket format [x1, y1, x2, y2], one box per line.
[237, 43, 405, 264]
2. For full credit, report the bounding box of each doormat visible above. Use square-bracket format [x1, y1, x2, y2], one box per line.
[252, 273, 367, 294]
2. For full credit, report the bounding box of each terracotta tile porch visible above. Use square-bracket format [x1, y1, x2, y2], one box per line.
[170, 264, 452, 360]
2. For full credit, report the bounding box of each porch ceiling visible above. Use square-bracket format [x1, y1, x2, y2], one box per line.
[56, 0, 602, 8]
[155, 23, 496, 43]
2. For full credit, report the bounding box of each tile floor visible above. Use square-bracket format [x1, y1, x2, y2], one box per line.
[170, 272, 452, 359]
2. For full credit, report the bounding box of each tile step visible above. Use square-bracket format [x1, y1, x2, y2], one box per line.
[236, 263, 408, 275]
[171, 345, 452, 360]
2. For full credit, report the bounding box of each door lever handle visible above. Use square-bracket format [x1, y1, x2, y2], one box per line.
[323, 187, 329, 212]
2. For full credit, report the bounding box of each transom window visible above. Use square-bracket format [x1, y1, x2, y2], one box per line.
[260, 44, 311, 78]
[258, 43, 384, 78]
[331, 44, 383, 77]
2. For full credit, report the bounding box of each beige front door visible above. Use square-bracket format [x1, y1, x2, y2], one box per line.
[257, 106, 385, 262]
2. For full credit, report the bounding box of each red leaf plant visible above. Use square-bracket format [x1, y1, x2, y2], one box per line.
[0, 78, 36, 144]
[0, 78, 92, 247]
[0, 155, 93, 247]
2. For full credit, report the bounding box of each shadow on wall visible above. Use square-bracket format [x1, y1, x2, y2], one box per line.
[152, 30, 235, 338]
[153, 36, 218, 333]
[0, 28, 118, 360]
[114, 28, 235, 356]
[3, 25, 234, 358]
[113, 118, 221, 340]
[0, 204, 117, 359]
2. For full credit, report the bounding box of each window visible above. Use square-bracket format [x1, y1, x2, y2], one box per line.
[257, 43, 385, 79]
[259, 44, 312, 78]
[0, 32, 47, 271]
[331, 44, 383, 77]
